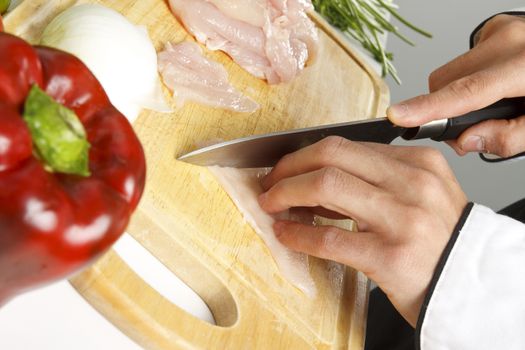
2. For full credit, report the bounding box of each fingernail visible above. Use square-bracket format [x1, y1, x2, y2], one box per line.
[461, 136, 486, 152]
[387, 103, 409, 120]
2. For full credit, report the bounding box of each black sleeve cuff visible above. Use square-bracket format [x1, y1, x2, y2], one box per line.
[479, 152, 525, 163]
[414, 202, 475, 350]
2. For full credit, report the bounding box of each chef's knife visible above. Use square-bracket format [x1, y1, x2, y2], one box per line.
[178, 97, 525, 168]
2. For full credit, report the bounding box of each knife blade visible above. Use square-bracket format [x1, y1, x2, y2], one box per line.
[178, 97, 525, 168]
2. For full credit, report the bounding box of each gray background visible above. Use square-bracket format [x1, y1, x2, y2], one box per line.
[385, 0, 525, 210]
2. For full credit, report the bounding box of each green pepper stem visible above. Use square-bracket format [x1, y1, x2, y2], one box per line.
[23, 85, 91, 177]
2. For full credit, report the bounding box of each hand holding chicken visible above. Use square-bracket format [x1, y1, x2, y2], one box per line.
[258, 137, 468, 326]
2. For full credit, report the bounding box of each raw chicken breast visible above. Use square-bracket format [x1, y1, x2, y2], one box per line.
[209, 166, 317, 297]
[158, 41, 260, 113]
[207, 0, 267, 27]
[169, 0, 318, 84]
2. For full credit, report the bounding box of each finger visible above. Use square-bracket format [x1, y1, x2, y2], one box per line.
[428, 35, 522, 92]
[428, 41, 498, 92]
[476, 14, 522, 43]
[387, 68, 515, 127]
[273, 220, 381, 274]
[261, 136, 405, 191]
[456, 115, 525, 158]
[259, 167, 391, 228]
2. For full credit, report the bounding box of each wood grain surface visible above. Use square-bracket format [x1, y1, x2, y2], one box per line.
[5, 1, 389, 349]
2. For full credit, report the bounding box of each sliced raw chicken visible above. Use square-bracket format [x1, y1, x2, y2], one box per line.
[209, 166, 317, 297]
[207, 0, 267, 27]
[158, 41, 260, 113]
[168, 0, 318, 84]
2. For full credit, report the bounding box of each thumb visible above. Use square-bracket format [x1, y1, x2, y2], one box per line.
[456, 115, 525, 158]
[387, 70, 505, 127]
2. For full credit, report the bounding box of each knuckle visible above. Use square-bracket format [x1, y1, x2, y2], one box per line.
[493, 132, 517, 158]
[428, 69, 442, 92]
[499, 19, 525, 43]
[315, 167, 346, 195]
[482, 120, 521, 158]
[319, 227, 346, 255]
[402, 206, 433, 234]
[448, 75, 483, 98]
[483, 15, 514, 35]
[317, 136, 348, 163]
[486, 14, 507, 26]
[278, 152, 293, 165]
[411, 169, 442, 198]
[271, 154, 292, 175]
[415, 147, 448, 171]
[370, 188, 394, 209]
[418, 146, 444, 163]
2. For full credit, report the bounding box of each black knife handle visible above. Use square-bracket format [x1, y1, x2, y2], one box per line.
[431, 97, 525, 141]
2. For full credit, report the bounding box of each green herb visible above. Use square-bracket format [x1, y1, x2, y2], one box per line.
[0, 0, 10, 15]
[313, 0, 432, 83]
[23, 85, 91, 177]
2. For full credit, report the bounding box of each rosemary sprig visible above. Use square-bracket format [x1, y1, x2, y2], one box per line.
[313, 0, 432, 84]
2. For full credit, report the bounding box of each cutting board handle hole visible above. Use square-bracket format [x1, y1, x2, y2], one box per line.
[113, 233, 238, 327]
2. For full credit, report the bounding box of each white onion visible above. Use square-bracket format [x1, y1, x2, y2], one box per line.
[41, 4, 172, 123]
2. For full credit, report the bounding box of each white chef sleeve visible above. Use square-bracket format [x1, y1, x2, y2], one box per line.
[416, 203, 525, 350]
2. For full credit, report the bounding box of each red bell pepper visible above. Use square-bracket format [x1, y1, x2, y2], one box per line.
[0, 31, 146, 304]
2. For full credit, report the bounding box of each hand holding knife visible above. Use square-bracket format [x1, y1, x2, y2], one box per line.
[178, 97, 525, 168]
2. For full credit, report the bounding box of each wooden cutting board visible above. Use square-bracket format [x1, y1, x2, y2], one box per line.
[5, 1, 389, 349]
